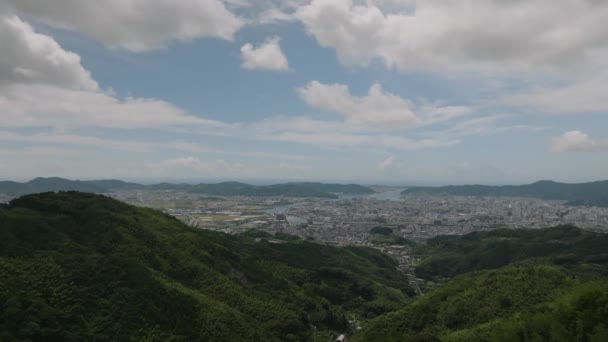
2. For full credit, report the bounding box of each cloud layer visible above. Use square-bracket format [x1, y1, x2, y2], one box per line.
[296, 0, 608, 73]
[0, 16, 97, 90]
[241, 37, 289, 71]
[552, 131, 608, 153]
[4, 0, 243, 51]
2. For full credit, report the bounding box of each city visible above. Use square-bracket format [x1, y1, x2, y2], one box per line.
[102, 189, 608, 245]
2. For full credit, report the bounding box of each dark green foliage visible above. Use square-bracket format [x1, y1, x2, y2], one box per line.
[354, 226, 608, 341]
[0, 177, 140, 195]
[370, 235, 415, 247]
[186, 182, 373, 197]
[446, 280, 608, 342]
[369, 227, 415, 246]
[0, 178, 374, 198]
[414, 225, 608, 280]
[355, 266, 608, 341]
[403, 180, 608, 207]
[239, 228, 273, 239]
[273, 232, 302, 241]
[0, 192, 411, 341]
[370, 226, 393, 235]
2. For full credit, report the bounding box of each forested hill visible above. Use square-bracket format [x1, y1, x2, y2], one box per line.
[0, 177, 374, 198]
[354, 226, 608, 341]
[0, 192, 411, 341]
[403, 180, 608, 207]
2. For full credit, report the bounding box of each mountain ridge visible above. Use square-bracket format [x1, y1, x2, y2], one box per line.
[0, 177, 374, 198]
[403, 179, 608, 207]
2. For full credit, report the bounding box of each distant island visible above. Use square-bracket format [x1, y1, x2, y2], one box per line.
[0, 177, 374, 198]
[403, 180, 608, 207]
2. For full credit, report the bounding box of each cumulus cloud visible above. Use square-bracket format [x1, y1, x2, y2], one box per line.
[0, 16, 97, 90]
[552, 131, 608, 152]
[297, 81, 472, 130]
[0, 14, 229, 132]
[298, 81, 418, 129]
[295, 0, 608, 74]
[378, 156, 395, 171]
[4, 0, 243, 51]
[241, 37, 289, 71]
[244, 80, 475, 152]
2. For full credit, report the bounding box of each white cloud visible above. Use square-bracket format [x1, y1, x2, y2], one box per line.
[298, 81, 419, 129]
[552, 131, 608, 152]
[248, 80, 473, 152]
[378, 156, 394, 171]
[502, 71, 608, 113]
[241, 37, 289, 71]
[264, 131, 457, 151]
[295, 0, 608, 74]
[297, 81, 473, 130]
[0, 130, 153, 152]
[148, 157, 234, 175]
[0, 15, 97, 90]
[0, 130, 224, 154]
[0, 84, 229, 130]
[422, 115, 544, 140]
[0, 16, 230, 132]
[4, 0, 243, 52]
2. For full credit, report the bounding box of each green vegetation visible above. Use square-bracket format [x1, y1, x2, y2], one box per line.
[370, 235, 415, 247]
[0, 192, 411, 341]
[403, 180, 608, 207]
[370, 226, 393, 235]
[369, 227, 416, 246]
[2, 192, 606, 341]
[354, 266, 608, 341]
[414, 225, 608, 280]
[354, 226, 608, 341]
[0, 178, 375, 198]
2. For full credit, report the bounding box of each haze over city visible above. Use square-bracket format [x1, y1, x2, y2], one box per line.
[1, 0, 607, 184]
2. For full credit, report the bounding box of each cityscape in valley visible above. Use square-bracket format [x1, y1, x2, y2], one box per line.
[105, 185, 608, 243]
[3, 177, 608, 303]
[3, 1, 608, 340]
[4, 178, 608, 245]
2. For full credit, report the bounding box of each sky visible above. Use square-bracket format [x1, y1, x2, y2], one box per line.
[0, 0, 607, 185]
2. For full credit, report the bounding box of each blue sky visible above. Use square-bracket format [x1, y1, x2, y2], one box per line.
[1, 0, 607, 185]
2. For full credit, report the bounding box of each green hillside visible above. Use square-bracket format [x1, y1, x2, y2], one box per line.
[354, 266, 608, 341]
[414, 226, 608, 280]
[2, 192, 607, 341]
[0, 178, 374, 198]
[354, 226, 608, 341]
[0, 192, 411, 341]
[403, 180, 608, 207]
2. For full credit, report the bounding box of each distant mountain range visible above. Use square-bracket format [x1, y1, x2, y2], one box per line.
[0, 177, 374, 198]
[403, 180, 608, 207]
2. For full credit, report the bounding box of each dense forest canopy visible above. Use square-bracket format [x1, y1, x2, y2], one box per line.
[356, 226, 608, 341]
